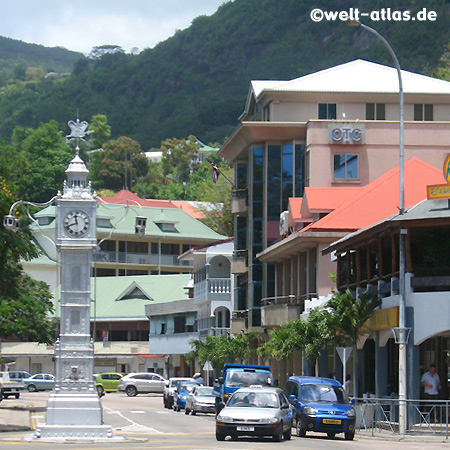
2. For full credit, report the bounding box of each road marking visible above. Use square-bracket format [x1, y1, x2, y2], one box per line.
[103, 405, 163, 434]
[130, 410, 145, 413]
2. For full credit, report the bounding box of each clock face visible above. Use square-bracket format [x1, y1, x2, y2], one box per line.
[63, 210, 90, 237]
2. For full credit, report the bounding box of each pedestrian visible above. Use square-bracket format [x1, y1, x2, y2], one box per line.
[421, 363, 441, 423]
[344, 374, 353, 397]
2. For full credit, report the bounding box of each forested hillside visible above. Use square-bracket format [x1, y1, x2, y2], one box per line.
[0, 36, 83, 85]
[0, 0, 449, 148]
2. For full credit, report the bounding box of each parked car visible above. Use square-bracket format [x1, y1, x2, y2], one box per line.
[185, 385, 215, 415]
[8, 371, 32, 383]
[118, 372, 167, 397]
[95, 373, 123, 396]
[215, 386, 293, 441]
[163, 377, 195, 409]
[284, 376, 356, 440]
[173, 381, 201, 411]
[24, 373, 55, 392]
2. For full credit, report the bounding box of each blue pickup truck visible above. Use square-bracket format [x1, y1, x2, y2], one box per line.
[213, 364, 273, 416]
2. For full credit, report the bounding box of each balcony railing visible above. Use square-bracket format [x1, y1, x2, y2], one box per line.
[231, 188, 248, 215]
[232, 250, 248, 274]
[194, 278, 231, 301]
[94, 251, 191, 266]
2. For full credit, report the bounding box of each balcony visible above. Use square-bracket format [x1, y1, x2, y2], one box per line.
[261, 295, 308, 327]
[149, 332, 199, 354]
[95, 250, 191, 266]
[194, 278, 231, 303]
[231, 250, 248, 274]
[231, 189, 248, 216]
[231, 310, 248, 335]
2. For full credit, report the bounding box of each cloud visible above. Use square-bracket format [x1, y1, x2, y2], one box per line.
[0, 0, 227, 54]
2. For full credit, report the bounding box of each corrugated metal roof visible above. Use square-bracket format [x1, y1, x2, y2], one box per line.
[53, 274, 191, 319]
[254, 59, 450, 97]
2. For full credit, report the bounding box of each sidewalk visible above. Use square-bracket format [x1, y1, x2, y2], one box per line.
[0, 398, 44, 432]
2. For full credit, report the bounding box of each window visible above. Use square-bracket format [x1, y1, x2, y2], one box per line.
[333, 154, 358, 179]
[318, 103, 337, 119]
[160, 323, 166, 335]
[366, 103, 385, 120]
[414, 104, 433, 121]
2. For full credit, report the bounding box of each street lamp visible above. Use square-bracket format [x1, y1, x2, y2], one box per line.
[347, 19, 408, 435]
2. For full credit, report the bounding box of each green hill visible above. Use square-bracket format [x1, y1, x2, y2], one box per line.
[0, 36, 84, 84]
[0, 0, 449, 147]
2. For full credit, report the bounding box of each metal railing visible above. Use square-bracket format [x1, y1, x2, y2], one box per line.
[354, 397, 450, 438]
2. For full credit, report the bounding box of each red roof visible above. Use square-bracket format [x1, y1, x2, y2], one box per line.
[301, 187, 361, 217]
[288, 197, 303, 224]
[309, 157, 444, 232]
[99, 190, 178, 209]
[171, 201, 206, 219]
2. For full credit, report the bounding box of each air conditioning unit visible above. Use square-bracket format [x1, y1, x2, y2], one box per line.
[279, 211, 289, 236]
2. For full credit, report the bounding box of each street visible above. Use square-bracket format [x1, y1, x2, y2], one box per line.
[0, 391, 448, 449]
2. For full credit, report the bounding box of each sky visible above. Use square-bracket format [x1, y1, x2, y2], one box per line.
[1, 0, 228, 55]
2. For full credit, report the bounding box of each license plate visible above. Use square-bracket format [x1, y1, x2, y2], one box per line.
[237, 426, 254, 431]
[322, 419, 341, 425]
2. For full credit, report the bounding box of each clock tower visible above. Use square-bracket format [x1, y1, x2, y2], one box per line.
[35, 125, 114, 439]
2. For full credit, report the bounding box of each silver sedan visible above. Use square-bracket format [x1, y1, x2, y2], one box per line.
[185, 386, 215, 415]
[118, 372, 167, 397]
[216, 386, 293, 441]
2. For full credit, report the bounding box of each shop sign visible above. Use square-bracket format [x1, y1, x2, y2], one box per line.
[328, 123, 365, 145]
[369, 306, 399, 331]
[427, 153, 450, 200]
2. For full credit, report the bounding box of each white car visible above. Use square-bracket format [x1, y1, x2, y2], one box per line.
[163, 377, 194, 408]
[118, 372, 167, 397]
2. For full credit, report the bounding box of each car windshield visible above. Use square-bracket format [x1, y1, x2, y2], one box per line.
[228, 391, 279, 408]
[196, 387, 214, 396]
[179, 383, 197, 393]
[225, 370, 271, 387]
[300, 384, 347, 403]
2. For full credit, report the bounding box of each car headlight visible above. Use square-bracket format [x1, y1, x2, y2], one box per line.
[347, 408, 356, 417]
[258, 417, 278, 424]
[303, 406, 317, 417]
[217, 415, 233, 423]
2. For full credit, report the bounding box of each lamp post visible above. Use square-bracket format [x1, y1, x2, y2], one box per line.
[347, 20, 407, 435]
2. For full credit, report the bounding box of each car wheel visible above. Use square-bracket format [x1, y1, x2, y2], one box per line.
[125, 385, 137, 397]
[272, 423, 283, 442]
[96, 385, 104, 397]
[185, 407, 190, 415]
[327, 432, 336, 438]
[345, 430, 355, 441]
[216, 429, 226, 441]
[296, 416, 306, 437]
[27, 385, 37, 393]
[14, 393, 20, 399]
[283, 422, 292, 440]
[191, 409, 196, 415]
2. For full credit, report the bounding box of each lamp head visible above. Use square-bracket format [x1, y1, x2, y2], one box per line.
[3, 214, 19, 232]
[346, 19, 361, 27]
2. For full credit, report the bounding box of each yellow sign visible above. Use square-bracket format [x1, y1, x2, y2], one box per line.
[427, 184, 450, 200]
[369, 306, 399, 331]
[444, 154, 450, 183]
[427, 154, 450, 199]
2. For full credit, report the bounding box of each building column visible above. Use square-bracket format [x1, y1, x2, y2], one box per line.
[375, 332, 388, 397]
[318, 351, 328, 378]
[302, 352, 314, 376]
[406, 307, 420, 401]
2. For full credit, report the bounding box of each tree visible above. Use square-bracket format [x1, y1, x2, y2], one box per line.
[88, 45, 125, 60]
[0, 179, 55, 343]
[160, 136, 199, 184]
[95, 136, 148, 191]
[186, 333, 258, 371]
[325, 290, 382, 396]
[12, 121, 73, 202]
[88, 114, 111, 149]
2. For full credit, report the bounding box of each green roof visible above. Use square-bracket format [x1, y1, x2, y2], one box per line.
[34, 203, 226, 242]
[53, 274, 191, 319]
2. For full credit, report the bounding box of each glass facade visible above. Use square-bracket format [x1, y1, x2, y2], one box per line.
[236, 141, 306, 328]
